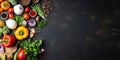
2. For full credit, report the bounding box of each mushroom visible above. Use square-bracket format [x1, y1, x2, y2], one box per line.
[36, 16, 40, 21]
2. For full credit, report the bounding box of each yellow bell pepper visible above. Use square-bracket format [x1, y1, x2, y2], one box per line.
[1, 1, 11, 10]
[14, 26, 29, 40]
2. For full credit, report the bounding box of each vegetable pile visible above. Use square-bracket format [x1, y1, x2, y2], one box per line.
[0, 0, 52, 60]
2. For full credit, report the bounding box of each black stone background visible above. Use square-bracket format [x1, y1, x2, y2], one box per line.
[39, 0, 120, 60]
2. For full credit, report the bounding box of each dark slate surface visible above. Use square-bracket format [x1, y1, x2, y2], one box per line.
[40, 0, 119, 60]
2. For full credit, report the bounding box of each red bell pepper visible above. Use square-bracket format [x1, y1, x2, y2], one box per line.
[0, 35, 16, 47]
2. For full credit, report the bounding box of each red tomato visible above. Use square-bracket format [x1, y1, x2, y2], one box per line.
[8, 8, 14, 13]
[24, 13, 30, 20]
[2, 35, 16, 47]
[9, 14, 14, 18]
[18, 48, 27, 60]
[25, 7, 30, 13]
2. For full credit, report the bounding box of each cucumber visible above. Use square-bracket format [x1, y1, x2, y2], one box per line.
[13, 48, 21, 60]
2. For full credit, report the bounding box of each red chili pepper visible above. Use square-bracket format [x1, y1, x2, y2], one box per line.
[0, 35, 16, 47]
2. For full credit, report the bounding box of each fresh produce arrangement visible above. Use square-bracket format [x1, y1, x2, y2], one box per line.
[0, 0, 53, 60]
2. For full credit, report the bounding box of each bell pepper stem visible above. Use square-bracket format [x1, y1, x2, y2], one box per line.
[0, 39, 8, 43]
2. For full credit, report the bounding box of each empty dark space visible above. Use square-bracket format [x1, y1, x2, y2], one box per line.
[40, 0, 120, 60]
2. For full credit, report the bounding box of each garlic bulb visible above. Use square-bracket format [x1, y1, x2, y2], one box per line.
[14, 4, 24, 15]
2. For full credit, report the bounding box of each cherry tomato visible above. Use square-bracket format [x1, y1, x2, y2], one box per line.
[9, 14, 14, 18]
[24, 13, 30, 20]
[25, 7, 30, 13]
[8, 8, 14, 13]
[17, 48, 27, 60]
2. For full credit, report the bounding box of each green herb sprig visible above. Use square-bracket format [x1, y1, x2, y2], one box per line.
[14, 16, 24, 26]
[37, 19, 47, 29]
[19, 38, 43, 60]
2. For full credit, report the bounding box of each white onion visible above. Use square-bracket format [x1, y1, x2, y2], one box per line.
[14, 4, 24, 15]
[6, 19, 17, 29]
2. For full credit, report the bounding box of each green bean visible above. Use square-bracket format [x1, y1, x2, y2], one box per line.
[31, 4, 46, 20]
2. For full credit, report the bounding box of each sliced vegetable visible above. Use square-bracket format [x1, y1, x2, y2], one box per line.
[6, 19, 17, 29]
[1, 12, 8, 20]
[29, 10, 37, 17]
[1, 1, 11, 10]
[0, 35, 16, 48]
[0, 43, 4, 53]
[14, 26, 29, 40]
[31, 4, 46, 20]
[27, 19, 36, 27]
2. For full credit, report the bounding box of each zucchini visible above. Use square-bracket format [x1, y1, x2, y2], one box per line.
[13, 48, 21, 60]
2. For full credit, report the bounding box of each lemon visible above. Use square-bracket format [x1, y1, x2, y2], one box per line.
[0, 20, 5, 27]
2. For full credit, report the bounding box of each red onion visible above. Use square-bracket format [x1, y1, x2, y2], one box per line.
[0, 43, 4, 53]
[27, 19, 36, 27]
